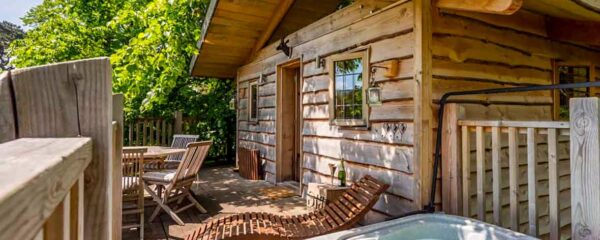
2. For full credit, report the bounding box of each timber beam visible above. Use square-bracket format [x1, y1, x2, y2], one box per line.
[436, 0, 523, 15]
[547, 17, 600, 48]
[251, 0, 294, 56]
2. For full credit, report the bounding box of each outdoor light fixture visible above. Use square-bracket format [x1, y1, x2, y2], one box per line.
[229, 97, 236, 110]
[367, 86, 382, 106]
[258, 73, 265, 84]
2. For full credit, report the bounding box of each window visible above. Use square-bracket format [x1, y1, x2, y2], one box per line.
[249, 82, 258, 122]
[554, 65, 592, 120]
[328, 51, 369, 126]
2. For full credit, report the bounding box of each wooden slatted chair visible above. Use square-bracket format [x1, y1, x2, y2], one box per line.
[163, 134, 200, 169]
[122, 147, 147, 239]
[184, 175, 389, 240]
[142, 141, 212, 225]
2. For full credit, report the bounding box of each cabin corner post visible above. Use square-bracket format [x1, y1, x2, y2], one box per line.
[570, 97, 600, 240]
[441, 103, 464, 215]
[413, 0, 434, 210]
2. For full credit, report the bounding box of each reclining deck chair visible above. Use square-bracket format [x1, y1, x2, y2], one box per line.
[143, 141, 212, 225]
[184, 175, 389, 240]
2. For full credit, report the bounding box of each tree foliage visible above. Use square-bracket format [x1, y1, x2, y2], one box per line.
[10, 0, 236, 160]
[0, 21, 24, 71]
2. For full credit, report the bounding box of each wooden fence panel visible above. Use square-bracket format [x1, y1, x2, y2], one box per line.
[452, 119, 571, 238]
[8, 58, 113, 240]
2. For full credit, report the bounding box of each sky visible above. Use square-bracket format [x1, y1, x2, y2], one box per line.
[0, 0, 43, 29]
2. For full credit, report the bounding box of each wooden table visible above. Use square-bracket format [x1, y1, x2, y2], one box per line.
[306, 183, 349, 210]
[123, 146, 186, 170]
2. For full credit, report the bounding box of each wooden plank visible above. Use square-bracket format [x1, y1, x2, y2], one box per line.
[68, 59, 113, 240]
[458, 120, 569, 129]
[0, 72, 16, 143]
[238, 1, 415, 81]
[527, 128, 538, 236]
[461, 125, 470, 216]
[10, 58, 113, 240]
[0, 138, 92, 240]
[491, 126, 501, 225]
[303, 137, 413, 174]
[303, 121, 414, 145]
[112, 94, 123, 240]
[508, 127, 519, 231]
[303, 152, 415, 199]
[475, 126, 485, 220]
[70, 175, 84, 240]
[44, 194, 67, 240]
[413, 0, 433, 210]
[570, 97, 600, 240]
[251, 0, 294, 55]
[548, 128, 559, 240]
[436, 0, 523, 15]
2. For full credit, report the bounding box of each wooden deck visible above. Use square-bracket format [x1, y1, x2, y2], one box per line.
[123, 165, 308, 239]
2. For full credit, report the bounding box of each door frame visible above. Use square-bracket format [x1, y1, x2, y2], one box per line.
[276, 58, 303, 186]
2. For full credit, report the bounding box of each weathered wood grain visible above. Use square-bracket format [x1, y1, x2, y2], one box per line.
[570, 98, 600, 240]
[303, 121, 414, 145]
[0, 72, 16, 143]
[303, 136, 413, 173]
[303, 152, 414, 199]
[111, 94, 124, 240]
[0, 138, 92, 240]
[8, 58, 113, 240]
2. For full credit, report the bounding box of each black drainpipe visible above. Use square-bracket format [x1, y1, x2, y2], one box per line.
[392, 81, 600, 219]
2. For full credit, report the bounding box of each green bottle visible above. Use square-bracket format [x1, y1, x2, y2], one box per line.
[338, 159, 346, 187]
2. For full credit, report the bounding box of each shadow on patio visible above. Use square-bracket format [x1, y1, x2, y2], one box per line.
[123, 165, 308, 240]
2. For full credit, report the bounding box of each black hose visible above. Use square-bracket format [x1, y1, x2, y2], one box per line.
[424, 81, 600, 212]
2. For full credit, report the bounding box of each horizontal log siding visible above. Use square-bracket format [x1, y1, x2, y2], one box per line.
[432, 9, 600, 239]
[235, 0, 417, 222]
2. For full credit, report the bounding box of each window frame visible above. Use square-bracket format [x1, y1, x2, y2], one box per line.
[552, 62, 596, 120]
[248, 81, 259, 123]
[327, 50, 370, 127]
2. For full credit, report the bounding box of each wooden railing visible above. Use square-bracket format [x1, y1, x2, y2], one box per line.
[0, 59, 115, 240]
[0, 138, 92, 240]
[125, 111, 198, 146]
[442, 98, 600, 240]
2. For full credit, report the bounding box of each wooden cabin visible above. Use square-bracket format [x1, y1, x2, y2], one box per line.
[190, 0, 600, 238]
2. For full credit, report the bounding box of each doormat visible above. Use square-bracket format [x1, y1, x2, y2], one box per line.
[259, 186, 297, 200]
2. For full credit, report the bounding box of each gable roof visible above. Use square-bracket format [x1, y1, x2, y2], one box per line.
[190, 0, 342, 78]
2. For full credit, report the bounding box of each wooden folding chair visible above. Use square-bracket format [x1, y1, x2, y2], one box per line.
[122, 147, 147, 239]
[142, 141, 212, 225]
[163, 134, 200, 169]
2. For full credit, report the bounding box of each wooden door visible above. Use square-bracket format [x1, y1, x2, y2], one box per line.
[276, 60, 302, 182]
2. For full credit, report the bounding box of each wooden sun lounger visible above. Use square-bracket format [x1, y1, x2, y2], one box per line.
[184, 175, 389, 240]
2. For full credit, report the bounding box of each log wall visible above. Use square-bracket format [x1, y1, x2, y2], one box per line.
[236, 0, 418, 224]
[432, 8, 600, 239]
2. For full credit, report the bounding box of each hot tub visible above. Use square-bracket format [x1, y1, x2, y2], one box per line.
[310, 214, 537, 240]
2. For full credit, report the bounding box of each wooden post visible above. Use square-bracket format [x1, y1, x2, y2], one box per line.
[112, 94, 124, 240]
[6, 58, 113, 240]
[441, 103, 464, 215]
[174, 111, 183, 134]
[570, 97, 600, 240]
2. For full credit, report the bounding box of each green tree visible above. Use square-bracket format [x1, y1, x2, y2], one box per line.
[10, 0, 236, 161]
[0, 21, 24, 71]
